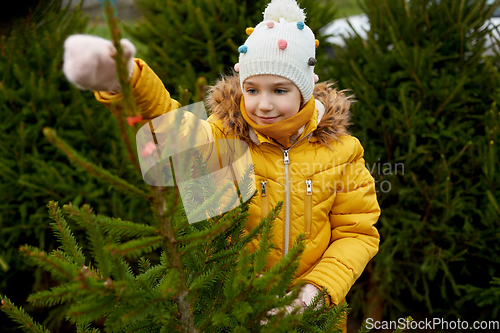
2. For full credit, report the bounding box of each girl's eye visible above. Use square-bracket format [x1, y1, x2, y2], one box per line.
[275, 89, 287, 94]
[247, 88, 258, 94]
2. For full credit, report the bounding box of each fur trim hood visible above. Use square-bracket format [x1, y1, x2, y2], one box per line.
[205, 72, 353, 147]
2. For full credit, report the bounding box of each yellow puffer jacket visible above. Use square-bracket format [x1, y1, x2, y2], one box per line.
[96, 59, 380, 308]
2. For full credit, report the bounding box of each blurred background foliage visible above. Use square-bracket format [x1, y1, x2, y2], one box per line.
[327, 0, 500, 328]
[1, 0, 499, 332]
[0, 0, 152, 330]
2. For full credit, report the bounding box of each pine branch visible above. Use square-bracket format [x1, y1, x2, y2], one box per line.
[63, 204, 114, 278]
[42, 127, 148, 199]
[19, 245, 79, 281]
[102, 0, 138, 118]
[138, 257, 152, 274]
[252, 208, 275, 275]
[27, 282, 89, 307]
[255, 234, 305, 295]
[104, 290, 178, 333]
[104, 302, 165, 332]
[102, 0, 142, 173]
[151, 186, 196, 333]
[102, 217, 159, 237]
[63, 203, 158, 238]
[242, 201, 282, 243]
[0, 254, 8, 271]
[192, 148, 217, 202]
[136, 264, 167, 290]
[66, 295, 116, 324]
[0, 297, 50, 333]
[187, 263, 225, 293]
[357, 319, 370, 333]
[178, 197, 244, 250]
[126, 320, 175, 333]
[184, 180, 234, 223]
[176, 217, 233, 244]
[176, 170, 198, 218]
[321, 301, 349, 333]
[203, 203, 278, 264]
[236, 163, 257, 202]
[199, 228, 304, 332]
[106, 236, 164, 259]
[47, 201, 85, 267]
[76, 320, 101, 333]
[156, 269, 182, 297]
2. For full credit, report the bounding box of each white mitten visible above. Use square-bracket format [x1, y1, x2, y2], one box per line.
[299, 283, 321, 307]
[260, 284, 322, 325]
[63, 34, 136, 93]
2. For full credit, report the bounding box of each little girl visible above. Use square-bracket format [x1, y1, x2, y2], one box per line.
[63, 0, 380, 329]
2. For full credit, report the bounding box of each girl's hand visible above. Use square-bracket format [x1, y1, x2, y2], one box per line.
[260, 283, 321, 325]
[63, 34, 136, 93]
[299, 283, 321, 307]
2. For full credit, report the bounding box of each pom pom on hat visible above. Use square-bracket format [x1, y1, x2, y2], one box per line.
[297, 21, 305, 30]
[264, 0, 306, 22]
[238, 45, 248, 53]
[234, 63, 240, 72]
[246, 27, 254, 35]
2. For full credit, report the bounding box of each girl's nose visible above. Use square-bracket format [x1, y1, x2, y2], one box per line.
[259, 95, 273, 111]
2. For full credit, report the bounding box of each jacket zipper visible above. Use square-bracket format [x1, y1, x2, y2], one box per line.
[260, 180, 268, 219]
[283, 149, 290, 255]
[281, 135, 308, 256]
[305, 179, 312, 236]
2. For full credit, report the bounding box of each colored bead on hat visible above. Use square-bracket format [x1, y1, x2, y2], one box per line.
[278, 39, 288, 50]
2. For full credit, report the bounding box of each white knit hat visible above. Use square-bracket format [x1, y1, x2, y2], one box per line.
[235, 0, 318, 102]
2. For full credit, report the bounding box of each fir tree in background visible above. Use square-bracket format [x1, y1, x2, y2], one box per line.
[127, 0, 338, 103]
[326, 0, 500, 325]
[0, 0, 154, 330]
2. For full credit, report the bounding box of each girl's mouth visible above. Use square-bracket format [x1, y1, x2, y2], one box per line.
[258, 116, 280, 124]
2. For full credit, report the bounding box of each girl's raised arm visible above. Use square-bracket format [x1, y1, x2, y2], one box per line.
[63, 34, 181, 120]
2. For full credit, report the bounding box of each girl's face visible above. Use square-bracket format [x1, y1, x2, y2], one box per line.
[243, 75, 302, 125]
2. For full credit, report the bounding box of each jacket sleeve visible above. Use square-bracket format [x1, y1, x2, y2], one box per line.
[94, 58, 216, 177]
[304, 137, 380, 305]
[94, 58, 182, 120]
[93, 58, 243, 213]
